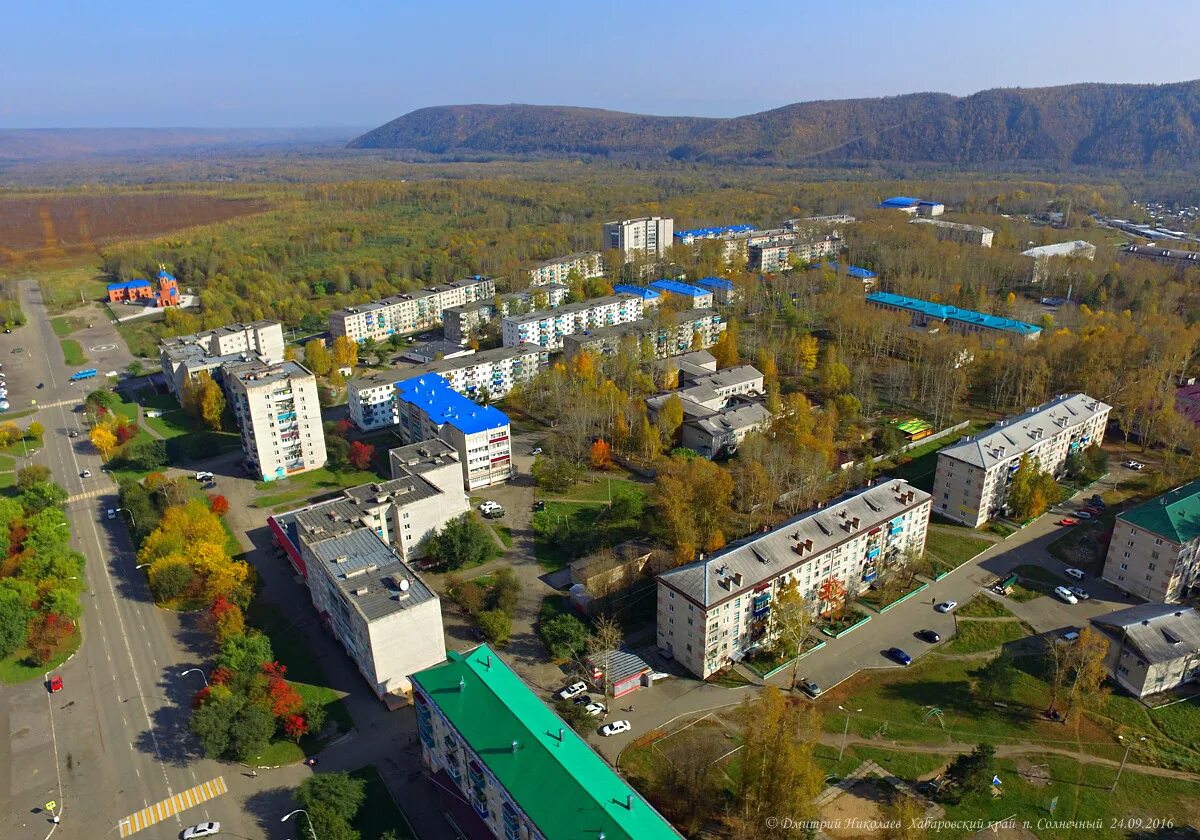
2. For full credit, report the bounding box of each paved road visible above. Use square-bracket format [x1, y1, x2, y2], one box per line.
[0, 281, 272, 839]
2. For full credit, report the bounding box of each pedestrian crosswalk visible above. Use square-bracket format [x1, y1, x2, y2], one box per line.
[67, 488, 107, 504]
[117, 776, 228, 837]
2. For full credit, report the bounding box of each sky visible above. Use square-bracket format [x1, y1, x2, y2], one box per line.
[4, 0, 1200, 129]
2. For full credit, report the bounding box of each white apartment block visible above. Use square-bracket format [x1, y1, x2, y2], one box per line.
[159, 320, 285, 397]
[1102, 478, 1200, 603]
[932, 393, 1111, 528]
[443, 284, 569, 344]
[560, 308, 726, 360]
[528, 251, 604, 286]
[501, 294, 644, 351]
[747, 232, 841, 273]
[348, 345, 550, 432]
[910, 218, 995, 247]
[224, 359, 327, 482]
[657, 480, 931, 679]
[299, 527, 446, 701]
[603, 216, 674, 260]
[395, 374, 512, 490]
[329, 276, 495, 344]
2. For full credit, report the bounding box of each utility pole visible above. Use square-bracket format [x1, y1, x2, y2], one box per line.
[1111, 736, 1145, 791]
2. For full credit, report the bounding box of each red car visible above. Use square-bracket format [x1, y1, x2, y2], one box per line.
[47, 675, 63, 693]
[1057, 518, 1078, 526]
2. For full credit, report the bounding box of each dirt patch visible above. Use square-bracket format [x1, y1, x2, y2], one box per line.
[0, 193, 269, 263]
[1014, 757, 1052, 787]
[819, 778, 893, 840]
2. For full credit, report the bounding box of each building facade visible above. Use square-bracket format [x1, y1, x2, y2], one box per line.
[224, 359, 327, 482]
[328, 276, 495, 344]
[1091, 604, 1200, 698]
[657, 481, 931, 678]
[501, 294, 644, 350]
[1102, 478, 1200, 603]
[528, 252, 604, 286]
[747, 232, 841, 273]
[866, 292, 1042, 342]
[413, 645, 682, 840]
[159, 320, 286, 397]
[910, 218, 994, 247]
[561, 308, 725, 360]
[443, 284, 569, 345]
[695, 276, 737, 305]
[603, 216, 674, 260]
[932, 393, 1111, 527]
[394, 373, 512, 490]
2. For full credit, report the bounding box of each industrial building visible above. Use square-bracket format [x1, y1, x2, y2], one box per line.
[931, 393, 1111, 527]
[1090, 604, 1200, 698]
[501, 294, 644, 351]
[159, 320, 286, 397]
[910, 218, 994, 247]
[603, 216, 674, 261]
[527, 251, 604, 286]
[413, 644, 681, 840]
[657, 480, 931, 678]
[328, 276, 495, 344]
[224, 359, 327, 482]
[561, 308, 726, 360]
[866, 292, 1042, 342]
[1102, 478, 1200, 604]
[878, 196, 945, 216]
[1022, 241, 1097, 282]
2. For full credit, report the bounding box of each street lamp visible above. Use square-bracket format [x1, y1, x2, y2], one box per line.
[837, 705, 862, 761]
[135, 563, 151, 570]
[179, 668, 208, 688]
[282, 809, 319, 840]
[1111, 735, 1147, 791]
[114, 507, 135, 528]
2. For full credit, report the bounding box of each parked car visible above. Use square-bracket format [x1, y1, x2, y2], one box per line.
[1125, 460, 1145, 470]
[571, 694, 592, 706]
[195, 471, 214, 482]
[600, 720, 631, 737]
[1079, 507, 1100, 516]
[917, 629, 941, 644]
[934, 600, 958, 613]
[584, 703, 606, 717]
[1061, 630, 1081, 642]
[556, 681, 588, 700]
[1054, 586, 1079, 604]
[1056, 518, 1078, 526]
[1075, 510, 1094, 520]
[483, 508, 505, 519]
[106, 509, 117, 520]
[1064, 568, 1086, 581]
[532, 500, 546, 512]
[36, 382, 43, 389]
[68, 430, 78, 438]
[182, 823, 221, 839]
[1068, 586, 1090, 601]
[799, 679, 821, 697]
[530, 447, 543, 456]
[1089, 495, 1106, 509]
[887, 647, 913, 665]
[47, 675, 63, 693]
[478, 500, 502, 514]
[80, 469, 91, 478]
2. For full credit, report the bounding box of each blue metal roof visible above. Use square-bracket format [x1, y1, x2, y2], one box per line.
[394, 373, 509, 435]
[880, 196, 921, 208]
[674, 224, 755, 240]
[613, 284, 661, 300]
[648, 279, 712, 298]
[156, 269, 176, 281]
[866, 292, 1041, 336]
[696, 276, 734, 290]
[821, 262, 877, 279]
[107, 278, 153, 291]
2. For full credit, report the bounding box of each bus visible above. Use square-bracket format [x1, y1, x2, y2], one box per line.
[69, 369, 98, 382]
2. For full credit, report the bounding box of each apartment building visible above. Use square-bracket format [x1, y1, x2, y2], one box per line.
[328, 276, 495, 344]
[611, 285, 661, 309]
[603, 216, 674, 260]
[647, 364, 768, 459]
[561, 308, 726, 360]
[657, 480, 931, 678]
[747, 231, 841, 273]
[673, 224, 756, 264]
[443, 284, 569, 344]
[647, 279, 714, 309]
[159, 320, 285, 397]
[501, 294, 644, 351]
[784, 214, 857, 228]
[528, 251, 604, 286]
[1023, 241, 1098, 283]
[394, 373, 512, 490]
[299, 527, 446, 701]
[866, 292, 1043, 342]
[932, 393, 1111, 528]
[695, 276, 737, 305]
[224, 359, 327, 482]
[1091, 604, 1200, 698]
[1102, 478, 1200, 603]
[878, 196, 945, 216]
[413, 644, 681, 840]
[910, 218, 995, 247]
[818, 262, 879, 290]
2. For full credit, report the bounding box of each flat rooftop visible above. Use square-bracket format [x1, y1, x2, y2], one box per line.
[307, 528, 436, 623]
[867, 291, 1041, 336]
[225, 359, 315, 389]
[395, 373, 509, 435]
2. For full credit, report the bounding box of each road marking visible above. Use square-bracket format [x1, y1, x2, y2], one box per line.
[117, 776, 228, 837]
[66, 488, 106, 503]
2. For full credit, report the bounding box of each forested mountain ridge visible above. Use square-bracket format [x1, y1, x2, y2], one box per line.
[350, 81, 1200, 168]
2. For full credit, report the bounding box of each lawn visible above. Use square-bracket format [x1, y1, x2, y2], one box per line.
[349, 765, 415, 840]
[254, 467, 381, 509]
[531, 479, 647, 571]
[115, 316, 169, 358]
[0, 628, 82, 684]
[944, 619, 1033, 654]
[492, 524, 514, 548]
[956, 594, 1014, 618]
[1012, 563, 1067, 592]
[537, 474, 644, 503]
[924, 528, 992, 570]
[890, 421, 986, 491]
[59, 338, 85, 366]
[50, 315, 86, 337]
[857, 577, 926, 611]
[38, 263, 112, 314]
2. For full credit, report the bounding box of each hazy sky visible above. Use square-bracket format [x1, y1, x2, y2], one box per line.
[5, 0, 1199, 128]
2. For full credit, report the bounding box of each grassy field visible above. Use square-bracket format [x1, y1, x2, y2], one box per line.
[59, 338, 85, 365]
[956, 594, 1014, 618]
[115, 317, 168, 358]
[531, 478, 647, 570]
[0, 628, 82, 684]
[891, 422, 986, 490]
[493, 524, 514, 548]
[945, 619, 1033, 654]
[50, 315, 86, 337]
[254, 466, 381, 509]
[924, 528, 992, 569]
[37, 263, 112, 314]
[350, 765, 416, 840]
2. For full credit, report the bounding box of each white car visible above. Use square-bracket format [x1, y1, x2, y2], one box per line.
[530, 447, 543, 456]
[195, 471, 214, 482]
[182, 823, 221, 839]
[556, 681, 588, 700]
[1054, 586, 1079, 604]
[600, 720, 631, 737]
[80, 469, 92, 478]
[1125, 460, 1145, 470]
[934, 600, 958, 613]
[478, 501, 502, 514]
[106, 509, 117, 520]
[1064, 568, 1086, 581]
[584, 702, 606, 717]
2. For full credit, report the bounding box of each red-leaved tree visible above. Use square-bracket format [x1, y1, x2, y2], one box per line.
[334, 419, 353, 438]
[192, 686, 212, 709]
[115, 424, 138, 444]
[348, 441, 375, 471]
[283, 713, 309, 742]
[208, 494, 230, 516]
[262, 661, 303, 718]
[27, 613, 75, 665]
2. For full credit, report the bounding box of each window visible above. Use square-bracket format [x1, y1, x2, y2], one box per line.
[1148, 563, 1156, 571]
[1120, 563, 1128, 571]
[1152, 551, 1160, 560]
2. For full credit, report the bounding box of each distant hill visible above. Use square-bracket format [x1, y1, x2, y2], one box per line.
[350, 82, 1200, 168]
[0, 127, 360, 161]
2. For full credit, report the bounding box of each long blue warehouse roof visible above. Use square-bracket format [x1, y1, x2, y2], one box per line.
[394, 373, 509, 435]
[107, 278, 152, 291]
[674, 224, 755, 240]
[648, 279, 711, 297]
[822, 262, 877, 279]
[880, 196, 921, 208]
[696, 276, 734, 290]
[613, 284, 661, 300]
[867, 292, 1041, 336]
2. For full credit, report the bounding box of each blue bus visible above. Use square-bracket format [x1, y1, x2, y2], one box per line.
[69, 369, 98, 382]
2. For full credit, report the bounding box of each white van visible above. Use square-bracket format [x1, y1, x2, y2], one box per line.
[195, 471, 215, 482]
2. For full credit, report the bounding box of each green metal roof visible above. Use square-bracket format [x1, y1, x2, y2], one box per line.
[1118, 477, 1200, 544]
[411, 645, 681, 840]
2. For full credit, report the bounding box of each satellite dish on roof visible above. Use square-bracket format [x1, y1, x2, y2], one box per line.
[399, 578, 410, 592]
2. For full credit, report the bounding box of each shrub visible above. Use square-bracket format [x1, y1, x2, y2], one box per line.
[148, 558, 196, 601]
[477, 609, 512, 645]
